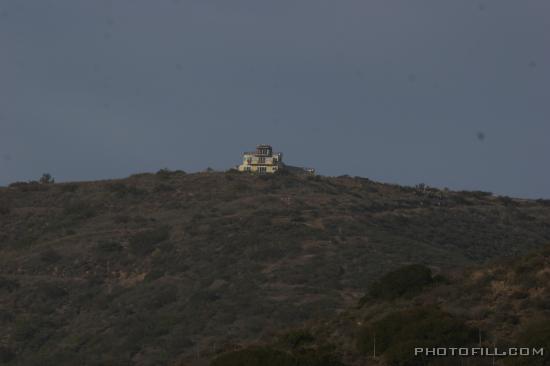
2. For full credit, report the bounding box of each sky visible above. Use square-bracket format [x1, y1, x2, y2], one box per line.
[0, 0, 549, 198]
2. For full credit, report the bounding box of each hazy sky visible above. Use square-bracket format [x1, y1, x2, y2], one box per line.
[1, 0, 549, 198]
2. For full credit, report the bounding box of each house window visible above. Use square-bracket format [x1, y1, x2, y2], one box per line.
[259, 157, 265, 164]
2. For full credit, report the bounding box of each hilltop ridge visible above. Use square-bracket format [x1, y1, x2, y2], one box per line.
[1, 170, 550, 365]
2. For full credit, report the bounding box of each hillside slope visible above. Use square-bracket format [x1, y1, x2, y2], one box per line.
[214, 244, 550, 366]
[266, 243, 550, 366]
[1, 170, 550, 365]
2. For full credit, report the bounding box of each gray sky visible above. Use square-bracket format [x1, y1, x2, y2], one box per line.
[1, 0, 549, 198]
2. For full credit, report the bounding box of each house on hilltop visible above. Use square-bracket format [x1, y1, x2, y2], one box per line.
[237, 144, 315, 175]
[238, 144, 283, 174]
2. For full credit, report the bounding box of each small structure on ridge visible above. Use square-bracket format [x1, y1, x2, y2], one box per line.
[238, 144, 283, 174]
[237, 144, 315, 175]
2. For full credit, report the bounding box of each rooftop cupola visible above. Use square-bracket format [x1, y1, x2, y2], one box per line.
[255, 144, 273, 157]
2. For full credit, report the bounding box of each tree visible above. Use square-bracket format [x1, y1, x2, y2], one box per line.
[368, 264, 435, 300]
[39, 173, 55, 184]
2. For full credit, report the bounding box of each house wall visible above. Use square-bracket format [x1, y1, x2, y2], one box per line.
[238, 152, 282, 174]
[241, 154, 281, 166]
[237, 164, 280, 173]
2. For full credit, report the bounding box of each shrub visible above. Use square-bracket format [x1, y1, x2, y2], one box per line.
[0, 202, 10, 215]
[9, 181, 48, 192]
[506, 317, 550, 366]
[0, 276, 19, 292]
[211, 345, 344, 366]
[60, 183, 79, 193]
[40, 249, 62, 263]
[113, 215, 131, 224]
[129, 226, 171, 256]
[357, 306, 477, 364]
[154, 183, 175, 192]
[0, 346, 15, 363]
[144, 269, 165, 282]
[294, 349, 345, 366]
[14, 318, 37, 342]
[39, 173, 55, 184]
[498, 196, 517, 207]
[108, 182, 146, 197]
[96, 240, 124, 254]
[279, 329, 315, 350]
[467, 190, 493, 198]
[156, 168, 174, 180]
[37, 282, 68, 299]
[210, 346, 296, 366]
[144, 284, 177, 309]
[63, 201, 98, 219]
[368, 264, 434, 300]
[12, 235, 38, 249]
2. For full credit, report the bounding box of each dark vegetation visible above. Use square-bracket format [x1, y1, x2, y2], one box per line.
[357, 306, 477, 365]
[366, 264, 441, 301]
[0, 170, 549, 365]
[210, 345, 344, 366]
[210, 328, 344, 366]
[129, 226, 171, 256]
[290, 244, 550, 366]
[508, 317, 550, 366]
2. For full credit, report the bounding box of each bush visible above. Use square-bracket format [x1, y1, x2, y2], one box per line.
[9, 181, 48, 192]
[506, 317, 550, 366]
[37, 283, 68, 299]
[279, 329, 315, 350]
[14, 318, 38, 342]
[294, 349, 345, 366]
[466, 190, 493, 198]
[144, 284, 177, 309]
[108, 182, 146, 197]
[368, 264, 435, 300]
[0, 346, 15, 363]
[144, 269, 165, 282]
[60, 183, 79, 192]
[39, 173, 55, 184]
[156, 168, 173, 180]
[535, 199, 550, 206]
[211, 345, 344, 366]
[0, 276, 19, 292]
[40, 249, 62, 263]
[0, 203, 10, 215]
[498, 196, 517, 207]
[154, 183, 175, 192]
[113, 215, 131, 224]
[63, 201, 98, 219]
[210, 346, 296, 366]
[155, 168, 186, 179]
[357, 306, 477, 364]
[96, 240, 124, 254]
[129, 226, 171, 256]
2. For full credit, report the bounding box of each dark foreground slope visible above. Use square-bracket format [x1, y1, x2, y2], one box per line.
[0, 170, 549, 365]
[216, 244, 550, 366]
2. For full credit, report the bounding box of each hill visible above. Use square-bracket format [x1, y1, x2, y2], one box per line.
[1, 170, 550, 365]
[227, 243, 550, 366]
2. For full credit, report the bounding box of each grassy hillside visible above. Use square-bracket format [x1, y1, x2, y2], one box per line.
[242, 243, 550, 366]
[1, 170, 549, 365]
